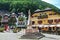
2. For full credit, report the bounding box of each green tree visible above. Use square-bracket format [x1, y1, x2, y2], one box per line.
[18, 16, 25, 21]
[0, 0, 59, 17]
[9, 17, 17, 26]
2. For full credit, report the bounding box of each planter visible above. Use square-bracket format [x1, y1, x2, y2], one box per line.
[18, 16, 25, 21]
[57, 31, 60, 35]
[17, 28, 21, 32]
[0, 28, 5, 32]
[13, 28, 17, 33]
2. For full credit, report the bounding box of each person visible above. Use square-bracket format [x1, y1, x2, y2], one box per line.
[38, 27, 41, 32]
[4, 24, 9, 31]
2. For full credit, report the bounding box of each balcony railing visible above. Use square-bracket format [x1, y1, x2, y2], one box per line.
[17, 25, 26, 27]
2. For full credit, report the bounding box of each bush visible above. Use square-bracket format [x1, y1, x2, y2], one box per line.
[18, 16, 25, 21]
[13, 28, 17, 33]
[57, 31, 60, 35]
[0, 28, 5, 32]
[17, 28, 21, 32]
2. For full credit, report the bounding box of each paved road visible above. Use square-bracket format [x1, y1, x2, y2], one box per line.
[0, 33, 60, 40]
[40, 33, 60, 40]
[0, 29, 60, 40]
[0, 33, 18, 40]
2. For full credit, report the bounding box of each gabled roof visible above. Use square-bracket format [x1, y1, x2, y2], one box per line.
[44, 8, 52, 11]
[4, 14, 9, 16]
[34, 9, 42, 12]
[34, 8, 52, 13]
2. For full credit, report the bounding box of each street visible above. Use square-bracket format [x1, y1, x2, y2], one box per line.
[0, 32, 60, 40]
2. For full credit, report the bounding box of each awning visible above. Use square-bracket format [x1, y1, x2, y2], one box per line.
[2, 20, 8, 22]
[39, 25, 44, 27]
[50, 25, 56, 27]
[44, 25, 49, 27]
[32, 25, 44, 27]
[32, 25, 36, 27]
[56, 24, 60, 27]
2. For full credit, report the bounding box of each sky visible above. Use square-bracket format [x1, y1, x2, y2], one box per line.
[42, 0, 60, 9]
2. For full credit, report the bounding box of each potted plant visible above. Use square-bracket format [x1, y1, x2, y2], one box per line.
[13, 28, 17, 33]
[0, 27, 5, 32]
[18, 16, 25, 21]
[17, 28, 21, 32]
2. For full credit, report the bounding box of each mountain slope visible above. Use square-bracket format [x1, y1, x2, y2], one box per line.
[0, 0, 59, 16]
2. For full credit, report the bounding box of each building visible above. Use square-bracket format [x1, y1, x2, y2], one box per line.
[17, 12, 27, 28]
[0, 15, 2, 26]
[2, 14, 9, 25]
[29, 8, 60, 32]
[9, 13, 17, 29]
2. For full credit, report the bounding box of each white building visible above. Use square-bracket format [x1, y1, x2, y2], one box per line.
[17, 12, 27, 28]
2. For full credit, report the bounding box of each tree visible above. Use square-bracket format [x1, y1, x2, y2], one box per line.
[9, 16, 17, 26]
[0, 0, 59, 17]
[18, 16, 25, 21]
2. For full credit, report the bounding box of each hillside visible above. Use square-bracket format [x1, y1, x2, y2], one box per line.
[0, 0, 59, 16]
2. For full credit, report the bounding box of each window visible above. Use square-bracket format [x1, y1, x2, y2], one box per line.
[53, 13, 56, 15]
[34, 15, 38, 17]
[56, 27, 60, 31]
[54, 19, 59, 23]
[18, 22, 25, 25]
[32, 27, 36, 29]
[38, 20, 42, 24]
[49, 14, 52, 15]
[4, 16, 8, 19]
[48, 20, 53, 24]
[32, 21, 35, 25]
[44, 15, 48, 18]
[38, 16, 40, 19]
[18, 22, 22, 25]
[31, 16, 33, 18]
[49, 27, 51, 31]
[40, 14, 41, 15]
[53, 27, 55, 30]
[58, 19, 60, 22]
[38, 27, 41, 30]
